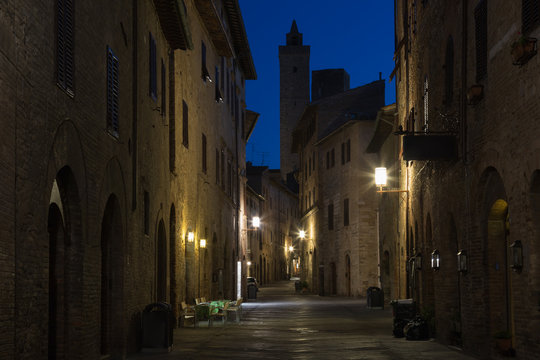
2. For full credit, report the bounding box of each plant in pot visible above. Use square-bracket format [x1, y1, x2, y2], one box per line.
[511, 33, 537, 65]
[493, 330, 512, 354]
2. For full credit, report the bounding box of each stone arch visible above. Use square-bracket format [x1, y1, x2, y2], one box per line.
[100, 194, 125, 358]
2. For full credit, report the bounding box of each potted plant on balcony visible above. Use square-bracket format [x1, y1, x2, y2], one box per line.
[511, 33, 537, 65]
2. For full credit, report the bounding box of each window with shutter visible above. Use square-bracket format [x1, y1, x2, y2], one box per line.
[474, 0, 487, 81]
[522, 0, 540, 35]
[344, 198, 350, 226]
[149, 32, 157, 100]
[182, 100, 188, 148]
[202, 133, 207, 174]
[328, 203, 334, 230]
[445, 37, 454, 106]
[106, 46, 119, 137]
[161, 59, 166, 116]
[56, 0, 75, 96]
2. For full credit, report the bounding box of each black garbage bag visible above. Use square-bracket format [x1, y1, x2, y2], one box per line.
[393, 318, 410, 338]
[404, 315, 429, 341]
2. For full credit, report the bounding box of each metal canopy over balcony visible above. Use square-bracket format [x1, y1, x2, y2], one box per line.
[153, 0, 193, 50]
[194, 0, 234, 57]
[402, 134, 457, 161]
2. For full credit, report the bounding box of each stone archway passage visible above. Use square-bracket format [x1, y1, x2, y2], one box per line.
[48, 203, 65, 360]
[157, 220, 168, 302]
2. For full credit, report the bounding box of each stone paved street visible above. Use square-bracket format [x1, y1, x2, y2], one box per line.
[129, 281, 477, 360]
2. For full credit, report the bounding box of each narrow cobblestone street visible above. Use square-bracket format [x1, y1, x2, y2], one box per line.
[130, 281, 476, 360]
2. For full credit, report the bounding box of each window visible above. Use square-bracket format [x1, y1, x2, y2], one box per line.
[445, 37, 454, 106]
[344, 198, 349, 226]
[331, 148, 335, 167]
[328, 203, 334, 230]
[523, 0, 540, 35]
[220, 57, 225, 91]
[326, 151, 330, 169]
[106, 46, 119, 137]
[182, 100, 188, 147]
[308, 157, 312, 176]
[215, 66, 223, 102]
[346, 139, 351, 162]
[312, 152, 316, 171]
[202, 133, 207, 173]
[341, 143, 345, 165]
[423, 76, 429, 132]
[201, 41, 211, 82]
[161, 59, 166, 116]
[56, 0, 74, 96]
[215, 149, 220, 184]
[169, 57, 175, 172]
[149, 32, 157, 100]
[144, 190, 150, 235]
[221, 151, 225, 190]
[474, 0, 487, 81]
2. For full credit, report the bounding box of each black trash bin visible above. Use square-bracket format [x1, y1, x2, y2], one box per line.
[366, 287, 384, 309]
[248, 284, 257, 299]
[141, 302, 173, 351]
[390, 299, 416, 338]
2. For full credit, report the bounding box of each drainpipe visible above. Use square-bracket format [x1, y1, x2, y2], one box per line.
[131, 0, 138, 211]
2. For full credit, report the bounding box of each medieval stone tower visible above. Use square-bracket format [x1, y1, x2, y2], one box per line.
[279, 20, 310, 180]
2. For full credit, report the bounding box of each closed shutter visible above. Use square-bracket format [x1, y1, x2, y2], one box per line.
[474, 0, 487, 81]
[57, 0, 74, 96]
[522, 0, 540, 35]
[106, 47, 119, 136]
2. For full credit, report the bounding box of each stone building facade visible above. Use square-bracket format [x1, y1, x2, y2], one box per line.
[380, 0, 540, 358]
[293, 81, 386, 296]
[246, 164, 300, 285]
[0, 0, 256, 358]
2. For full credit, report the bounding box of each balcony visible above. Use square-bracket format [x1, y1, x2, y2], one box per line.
[402, 133, 457, 161]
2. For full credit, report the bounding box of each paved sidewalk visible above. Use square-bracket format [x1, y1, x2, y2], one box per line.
[129, 281, 477, 360]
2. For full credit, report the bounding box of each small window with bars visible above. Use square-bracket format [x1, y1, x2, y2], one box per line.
[106, 46, 119, 137]
[182, 100, 189, 148]
[56, 0, 75, 96]
[522, 0, 540, 35]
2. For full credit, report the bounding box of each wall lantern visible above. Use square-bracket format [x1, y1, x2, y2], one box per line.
[252, 216, 260, 229]
[509, 240, 523, 272]
[200, 239, 207, 248]
[431, 249, 440, 271]
[288, 245, 294, 252]
[374, 167, 408, 193]
[415, 253, 422, 270]
[247, 261, 252, 266]
[457, 250, 467, 273]
[375, 167, 388, 187]
[299, 230, 306, 239]
[187, 231, 195, 242]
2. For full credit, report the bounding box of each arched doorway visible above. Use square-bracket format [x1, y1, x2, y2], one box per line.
[100, 194, 125, 357]
[48, 202, 65, 360]
[345, 254, 351, 296]
[169, 206, 177, 320]
[47, 168, 84, 359]
[480, 167, 513, 353]
[157, 220, 167, 301]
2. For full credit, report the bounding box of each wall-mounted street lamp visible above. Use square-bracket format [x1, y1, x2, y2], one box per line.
[252, 216, 260, 229]
[187, 231, 195, 243]
[510, 240, 523, 272]
[457, 250, 467, 273]
[288, 245, 294, 252]
[374, 167, 408, 193]
[431, 249, 440, 271]
[247, 261, 252, 266]
[299, 230, 306, 239]
[200, 239, 207, 248]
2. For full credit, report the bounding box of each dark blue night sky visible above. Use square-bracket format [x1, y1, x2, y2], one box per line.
[239, 1, 396, 169]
